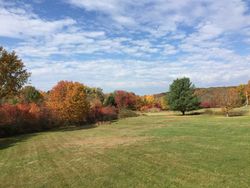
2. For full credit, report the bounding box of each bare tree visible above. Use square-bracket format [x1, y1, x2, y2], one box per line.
[216, 88, 241, 117]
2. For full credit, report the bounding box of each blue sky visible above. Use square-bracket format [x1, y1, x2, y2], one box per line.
[0, 0, 250, 95]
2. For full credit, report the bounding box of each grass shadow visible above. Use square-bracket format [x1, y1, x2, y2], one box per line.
[186, 112, 204, 116]
[0, 133, 37, 150]
[54, 124, 97, 132]
[54, 120, 118, 132]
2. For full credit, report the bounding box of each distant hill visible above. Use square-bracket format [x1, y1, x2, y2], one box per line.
[153, 86, 238, 107]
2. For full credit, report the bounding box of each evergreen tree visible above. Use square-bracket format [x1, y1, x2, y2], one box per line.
[167, 77, 200, 115]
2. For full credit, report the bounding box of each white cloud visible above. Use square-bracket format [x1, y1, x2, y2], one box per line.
[0, 6, 75, 38]
[1, 0, 250, 94]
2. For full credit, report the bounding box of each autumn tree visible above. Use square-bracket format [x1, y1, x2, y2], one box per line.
[144, 95, 155, 105]
[47, 81, 90, 124]
[216, 88, 241, 117]
[85, 87, 105, 104]
[114, 90, 137, 110]
[236, 84, 246, 106]
[0, 47, 30, 100]
[104, 93, 116, 106]
[246, 81, 250, 106]
[20, 86, 43, 104]
[167, 77, 200, 115]
[160, 95, 169, 110]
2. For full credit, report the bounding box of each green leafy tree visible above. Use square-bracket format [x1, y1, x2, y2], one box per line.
[0, 47, 30, 100]
[85, 87, 105, 103]
[167, 77, 200, 115]
[20, 86, 43, 104]
[104, 93, 116, 106]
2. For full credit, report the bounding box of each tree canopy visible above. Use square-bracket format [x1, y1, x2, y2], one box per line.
[0, 47, 30, 100]
[167, 77, 200, 115]
[20, 86, 43, 104]
[47, 81, 90, 123]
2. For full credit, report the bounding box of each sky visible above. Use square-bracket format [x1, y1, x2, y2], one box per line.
[0, 0, 250, 95]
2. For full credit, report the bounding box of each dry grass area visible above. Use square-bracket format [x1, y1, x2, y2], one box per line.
[65, 136, 151, 149]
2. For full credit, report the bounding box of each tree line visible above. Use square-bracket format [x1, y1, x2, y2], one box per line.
[0, 47, 249, 137]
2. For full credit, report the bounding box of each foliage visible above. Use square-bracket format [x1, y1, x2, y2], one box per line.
[0, 47, 30, 100]
[19, 86, 44, 104]
[141, 107, 161, 113]
[167, 77, 200, 115]
[236, 84, 246, 105]
[104, 93, 116, 106]
[47, 81, 90, 124]
[216, 88, 241, 117]
[114, 90, 137, 110]
[195, 87, 237, 108]
[100, 106, 118, 121]
[85, 87, 105, 104]
[88, 101, 118, 122]
[0, 103, 53, 137]
[200, 101, 212, 108]
[160, 95, 169, 110]
[246, 80, 250, 106]
[137, 95, 162, 111]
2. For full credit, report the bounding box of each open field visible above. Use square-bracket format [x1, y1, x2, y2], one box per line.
[1, 111, 250, 188]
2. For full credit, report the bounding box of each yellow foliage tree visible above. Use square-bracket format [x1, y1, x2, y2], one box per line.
[144, 95, 155, 105]
[160, 96, 169, 110]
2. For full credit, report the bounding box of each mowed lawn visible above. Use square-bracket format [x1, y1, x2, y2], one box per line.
[0, 113, 250, 188]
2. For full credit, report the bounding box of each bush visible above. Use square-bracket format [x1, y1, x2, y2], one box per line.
[100, 106, 118, 121]
[145, 107, 161, 113]
[0, 104, 54, 137]
[200, 101, 212, 108]
[140, 106, 162, 112]
[118, 109, 138, 119]
[88, 103, 118, 123]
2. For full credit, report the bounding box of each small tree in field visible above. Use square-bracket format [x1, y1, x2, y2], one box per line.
[167, 77, 200, 115]
[217, 88, 241, 117]
[0, 47, 30, 100]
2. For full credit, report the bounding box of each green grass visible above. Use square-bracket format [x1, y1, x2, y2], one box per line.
[1, 112, 250, 187]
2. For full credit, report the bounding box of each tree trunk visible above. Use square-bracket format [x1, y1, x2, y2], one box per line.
[182, 111, 185, 115]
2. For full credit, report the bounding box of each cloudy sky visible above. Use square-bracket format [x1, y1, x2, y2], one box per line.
[0, 0, 250, 94]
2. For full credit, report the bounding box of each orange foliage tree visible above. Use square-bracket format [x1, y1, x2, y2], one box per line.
[47, 81, 90, 124]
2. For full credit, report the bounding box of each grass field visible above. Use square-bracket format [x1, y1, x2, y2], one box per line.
[0, 112, 250, 187]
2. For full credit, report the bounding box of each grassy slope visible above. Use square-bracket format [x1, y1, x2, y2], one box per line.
[0, 112, 250, 188]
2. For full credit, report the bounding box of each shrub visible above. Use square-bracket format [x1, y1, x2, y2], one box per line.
[200, 101, 212, 108]
[118, 108, 138, 119]
[88, 102, 118, 123]
[143, 107, 161, 113]
[100, 106, 118, 121]
[0, 103, 54, 137]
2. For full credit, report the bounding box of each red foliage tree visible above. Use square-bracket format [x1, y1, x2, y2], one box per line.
[114, 90, 137, 110]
